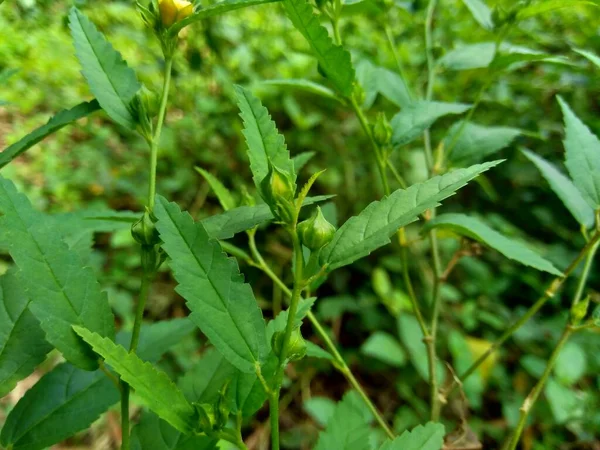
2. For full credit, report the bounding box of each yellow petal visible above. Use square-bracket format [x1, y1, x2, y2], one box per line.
[158, 0, 178, 27]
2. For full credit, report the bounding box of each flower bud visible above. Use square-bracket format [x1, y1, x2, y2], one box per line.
[298, 207, 336, 251]
[195, 403, 216, 432]
[260, 164, 297, 224]
[372, 112, 392, 147]
[570, 296, 590, 325]
[272, 328, 307, 362]
[131, 208, 160, 247]
[213, 382, 230, 430]
[158, 0, 194, 28]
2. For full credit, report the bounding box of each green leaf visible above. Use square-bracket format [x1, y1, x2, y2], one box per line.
[574, 48, 600, 69]
[558, 96, 600, 209]
[360, 331, 406, 367]
[544, 377, 580, 424]
[266, 297, 316, 339]
[0, 100, 100, 169]
[0, 176, 115, 371]
[366, 66, 412, 108]
[292, 151, 316, 173]
[320, 161, 502, 270]
[460, 0, 494, 30]
[200, 194, 335, 240]
[438, 43, 496, 71]
[517, 0, 598, 20]
[446, 121, 522, 164]
[554, 342, 587, 386]
[391, 101, 471, 148]
[378, 422, 445, 450]
[0, 362, 119, 450]
[304, 397, 336, 427]
[195, 167, 236, 211]
[69, 8, 140, 129]
[305, 341, 334, 360]
[154, 196, 268, 373]
[263, 79, 341, 102]
[169, 0, 281, 35]
[131, 412, 218, 450]
[282, 0, 355, 96]
[522, 149, 594, 228]
[235, 85, 295, 188]
[314, 391, 371, 450]
[422, 213, 562, 275]
[179, 348, 236, 405]
[0, 269, 52, 397]
[74, 326, 196, 433]
[491, 46, 572, 70]
[397, 315, 445, 383]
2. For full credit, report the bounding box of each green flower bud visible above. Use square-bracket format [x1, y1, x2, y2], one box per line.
[372, 112, 392, 147]
[131, 208, 160, 247]
[195, 403, 216, 432]
[213, 381, 231, 430]
[570, 296, 590, 325]
[298, 207, 336, 251]
[272, 328, 307, 362]
[260, 164, 297, 224]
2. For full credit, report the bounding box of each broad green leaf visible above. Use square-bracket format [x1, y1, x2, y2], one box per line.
[378, 422, 445, 450]
[0, 269, 52, 397]
[131, 412, 218, 450]
[370, 66, 412, 108]
[0, 176, 115, 371]
[282, 0, 355, 96]
[460, 0, 494, 30]
[69, 8, 140, 129]
[517, 0, 598, 20]
[545, 377, 580, 424]
[438, 43, 496, 71]
[397, 315, 445, 383]
[320, 161, 502, 270]
[522, 149, 594, 228]
[558, 96, 600, 209]
[179, 348, 236, 405]
[0, 100, 100, 169]
[0, 362, 119, 450]
[574, 48, 600, 69]
[304, 397, 336, 427]
[446, 121, 522, 164]
[306, 341, 334, 360]
[154, 196, 268, 373]
[314, 391, 371, 450]
[391, 102, 471, 148]
[169, 0, 281, 35]
[554, 342, 587, 386]
[195, 167, 236, 211]
[74, 327, 196, 433]
[200, 194, 335, 240]
[422, 213, 562, 275]
[263, 79, 340, 102]
[235, 85, 295, 188]
[292, 151, 316, 173]
[360, 331, 406, 367]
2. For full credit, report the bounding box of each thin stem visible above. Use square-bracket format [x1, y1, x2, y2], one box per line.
[129, 274, 152, 352]
[387, 159, 408, 189]
[401, 244, 428, 336]
[572, 239, 599, 305]
[121, 383, 130, 450]
[384, 23, 412, 100]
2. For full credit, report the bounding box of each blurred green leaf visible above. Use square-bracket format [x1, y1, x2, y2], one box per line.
[554, 341, 587, 385]
[361, 331, 406, 367]
[447, 121, 522, 164]
[439, 43, 496, 71]
[263, 79, 341, 102]
[378, 422, 445, 450]
[517, 0, 598, 20]
[195, 166, 236, 210]
[460, 0, 494, 30]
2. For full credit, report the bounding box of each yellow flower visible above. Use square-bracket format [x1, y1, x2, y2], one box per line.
[158, 0, 194, 28]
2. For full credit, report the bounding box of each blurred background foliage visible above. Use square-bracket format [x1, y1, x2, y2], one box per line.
[1, 0, 600, 448]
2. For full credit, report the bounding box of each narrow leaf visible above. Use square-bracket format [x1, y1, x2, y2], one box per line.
[0, 176, 115, 370]
[0, 100, 100, 169]
[460, 0, 494, 30]
[320, 161, 502, 270]
[422, 213, 562, 275]
[315, 391, 371, 450]
[74, 326, 196, 433]
[283, 0, 355, 96]
[69, 8, 140, 129]
[235, 85, 295, 188]
[0, 362, 119, 450]
[154, 196, 268, 373]
[0, 269, 52, 397]
[517, 0, 598, 20]
[195, 167, 236, 210]
[131, 412, 218, 450]
[574, 48, 600, 69]
[263, 79, 340, 102]
[446, 121, 522, 164]
[391, 101, 471, 148]
[378, 422, 445, 450]
[522, 149, 595, 228]
[558, 96, 600, 209]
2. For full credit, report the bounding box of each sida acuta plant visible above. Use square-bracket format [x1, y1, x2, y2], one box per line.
[1, 0, 599, 449]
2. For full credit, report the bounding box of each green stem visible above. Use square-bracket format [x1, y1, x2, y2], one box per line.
[572, 239, 599, 305]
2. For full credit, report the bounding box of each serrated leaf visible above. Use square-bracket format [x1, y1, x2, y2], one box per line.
[179, 348, 237, 405]
[438, 43, 496, 71]
[360, 331, 406, 367]
[154, 196, 268, 373]
[283, 0, 355, 96]
[517, 0, 598, 20]
[0, 100, 100, 169]
[0, 362, 119, 450]
[460, 0, 494, 30]
[131, 411, 218, 450]
[320, 161, 502, 270]
[235, 85, 295, 188]
[292, 151, 316, 173]
[69, 8, 140, 129]
[266, 297, 316, 339]
[446, 121, 522, 164]
[0, 269, 52, 397]
[558, 96, 600, 209]
[522, 149, 594, 228]
[378, 422, 445, 450]
[314, 391, 371, 450]
[574, 48, 600, 69]
[391, 102, 471, 148]
[200, 194, 335, 240]
[195, 167, 236, 211]
[422, 213, 562, 275]
[263, 79, 341, 102]
[169, 0, 281, 35]
[74, 326, 196, 433]
[0, 176, 115, 370]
